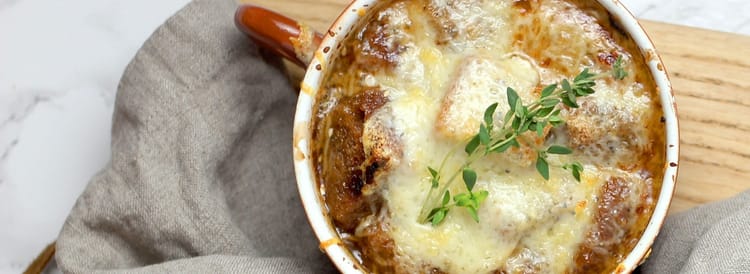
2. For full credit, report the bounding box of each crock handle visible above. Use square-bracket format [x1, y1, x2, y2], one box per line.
[234, 5, 324, 68]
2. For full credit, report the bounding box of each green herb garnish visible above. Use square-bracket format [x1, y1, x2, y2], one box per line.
[419, 58, 628, 225]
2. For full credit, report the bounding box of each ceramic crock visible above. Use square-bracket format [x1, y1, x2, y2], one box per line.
[235, 1, 680, 272]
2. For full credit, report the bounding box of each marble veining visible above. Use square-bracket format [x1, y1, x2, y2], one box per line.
[0, 0, 747, 273]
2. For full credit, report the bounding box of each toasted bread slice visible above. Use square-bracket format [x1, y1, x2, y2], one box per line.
[566, 93, 651, 167]
[435, 55, 544, 166]
[436, 55, 540, 141]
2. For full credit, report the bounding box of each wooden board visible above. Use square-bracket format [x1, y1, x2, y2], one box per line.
[247, 0, 750, 214]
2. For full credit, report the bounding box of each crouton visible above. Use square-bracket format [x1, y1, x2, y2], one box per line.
[435, 55, 543, 166]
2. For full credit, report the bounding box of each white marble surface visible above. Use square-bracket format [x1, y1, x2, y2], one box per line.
[0, 0, 748, 273]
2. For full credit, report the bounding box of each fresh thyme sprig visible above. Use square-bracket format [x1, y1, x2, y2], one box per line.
[419, 57, 629, 225]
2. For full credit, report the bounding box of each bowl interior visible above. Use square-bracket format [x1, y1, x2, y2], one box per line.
[292, 0, 680, 273]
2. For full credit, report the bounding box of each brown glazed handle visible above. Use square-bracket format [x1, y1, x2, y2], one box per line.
[23, 242, 55, 274]
[235, 5, 324, 68]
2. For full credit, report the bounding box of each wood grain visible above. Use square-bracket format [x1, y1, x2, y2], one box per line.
[641, 21, 750, 213]
[244, 0, 750, 214]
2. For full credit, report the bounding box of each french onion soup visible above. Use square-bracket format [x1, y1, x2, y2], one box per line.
[309, 0, 666, 273]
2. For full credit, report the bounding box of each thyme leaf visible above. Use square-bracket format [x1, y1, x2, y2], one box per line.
[419, 59, 628, 225]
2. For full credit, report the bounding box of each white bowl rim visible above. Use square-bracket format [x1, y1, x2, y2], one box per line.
[291, 0, 680, 273]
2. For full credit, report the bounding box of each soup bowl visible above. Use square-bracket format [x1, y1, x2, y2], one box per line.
[236, 1, 679, 273]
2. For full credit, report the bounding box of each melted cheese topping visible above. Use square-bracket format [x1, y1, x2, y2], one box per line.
[366, 3, 597, 269]
[316, 0, 664, 273]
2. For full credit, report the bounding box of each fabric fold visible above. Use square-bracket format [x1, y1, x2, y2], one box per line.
[55, 0, 334, 272]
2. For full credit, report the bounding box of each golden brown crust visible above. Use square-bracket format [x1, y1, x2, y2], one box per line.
[352, 1, 411, 72]
[424, 2, 459, 45]
[510, 0, 623, 76]
[352, 219, 398, 273]
[570, 175, 653, 273]
[566, 100, 639, 148]
[314, 94, 370, 231]
[312, 89, 392, 231]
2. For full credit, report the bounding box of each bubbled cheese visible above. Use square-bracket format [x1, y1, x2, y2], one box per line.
[342, 0, 660, 273]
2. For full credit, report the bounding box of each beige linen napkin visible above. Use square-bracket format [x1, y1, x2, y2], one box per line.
[637, 191, 750, 273]
[54, 0, 333, 272]
[52, 0, 749, 273]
